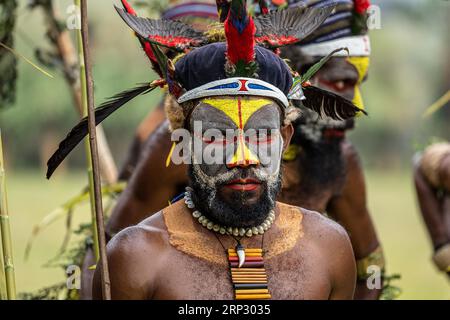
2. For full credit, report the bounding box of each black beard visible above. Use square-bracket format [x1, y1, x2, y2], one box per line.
[294, 124, 346, 194]
[188, 166, 282, 228]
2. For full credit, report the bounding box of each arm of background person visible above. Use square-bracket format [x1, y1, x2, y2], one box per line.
[413, 162, 450, 250]
[328, 222, 357, 300]
[106, 120, 188, 237]
[327, 142, 382, 300]
[118, 102, 166, 180]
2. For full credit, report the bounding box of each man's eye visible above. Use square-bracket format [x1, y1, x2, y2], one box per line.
[202, 137, 214, 144]
[246, 132, 274, 144]
[203, 135, 236, 145]
[334, 81, 346, 91]
[320, 79, 357, 92]
[203, 136, 221, 144]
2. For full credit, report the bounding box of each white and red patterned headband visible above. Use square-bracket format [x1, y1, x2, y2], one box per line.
[177, 77, 290, 108]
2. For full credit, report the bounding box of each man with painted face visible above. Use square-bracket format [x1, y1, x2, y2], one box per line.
[93, 42, 356, 300]
[88, 1, 360, 299]
[101, 0, 383, 299]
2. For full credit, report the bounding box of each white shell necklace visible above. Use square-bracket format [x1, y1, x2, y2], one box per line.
[184, 187, 275, 238]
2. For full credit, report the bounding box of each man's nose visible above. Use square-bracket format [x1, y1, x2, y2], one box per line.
[226, 136, 260, 169]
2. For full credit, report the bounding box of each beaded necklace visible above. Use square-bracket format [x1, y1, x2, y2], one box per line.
[184, 187, 272, 300]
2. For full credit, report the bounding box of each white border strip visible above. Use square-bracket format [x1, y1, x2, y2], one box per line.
[300, 35, 371, 57]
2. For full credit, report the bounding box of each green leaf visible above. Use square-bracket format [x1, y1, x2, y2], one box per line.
[301, 47, 349, 83]
[24, 182, 126, 261]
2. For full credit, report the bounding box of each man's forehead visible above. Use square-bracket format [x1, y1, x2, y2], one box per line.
[198, 97, 276, 128]
[321, 57, 369, 78]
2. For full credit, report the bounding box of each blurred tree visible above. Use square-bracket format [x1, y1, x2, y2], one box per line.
[0, 0, 18, 109]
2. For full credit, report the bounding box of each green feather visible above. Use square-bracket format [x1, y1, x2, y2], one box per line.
[228, 60, 259, 78]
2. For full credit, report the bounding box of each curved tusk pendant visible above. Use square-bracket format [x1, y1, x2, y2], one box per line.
[236, 244, 245, 268]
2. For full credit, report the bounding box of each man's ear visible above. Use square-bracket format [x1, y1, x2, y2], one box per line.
[280, 124, 294, 152]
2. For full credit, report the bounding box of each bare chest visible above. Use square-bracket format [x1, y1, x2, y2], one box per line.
[152, 247, 331, 300]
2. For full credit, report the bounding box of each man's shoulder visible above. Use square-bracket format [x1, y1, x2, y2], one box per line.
[303, 207, 350, 243]
[277, 202, 350, 251]
[108, 210, 169, 257]
[298, 207, 355, 280]
[99, 210, 173, 299]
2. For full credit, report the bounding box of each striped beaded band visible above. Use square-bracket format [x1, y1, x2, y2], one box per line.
[184, 187, 275, 237]
[161, 1, 218, 21]
[228, 248, 271, 300]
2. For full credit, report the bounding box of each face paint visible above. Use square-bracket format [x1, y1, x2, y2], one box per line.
[347, 56, 370, 111]
[202, 98, 273, 129]
[190, 97, 283, 176]
[187, 96, 284, 227]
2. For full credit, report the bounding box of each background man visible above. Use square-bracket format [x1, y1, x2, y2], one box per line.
[414, 142, 450, 278]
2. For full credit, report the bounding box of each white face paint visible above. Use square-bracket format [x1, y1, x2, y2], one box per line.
[186, 96, 286, 227]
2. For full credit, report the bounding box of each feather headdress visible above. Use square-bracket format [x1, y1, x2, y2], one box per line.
[46, 0, 365, 178]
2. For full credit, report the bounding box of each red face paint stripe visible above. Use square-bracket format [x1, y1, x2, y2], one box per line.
[237, 97, 246, 164]
[237, 97, 243, 130]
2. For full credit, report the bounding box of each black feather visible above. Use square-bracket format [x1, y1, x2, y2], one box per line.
[300, 85, 367, 121]
[115, 6, 207, 51]
[46, 83, 156, 179]
[254, 5, 335, 49]
[216, 0, 231, 23]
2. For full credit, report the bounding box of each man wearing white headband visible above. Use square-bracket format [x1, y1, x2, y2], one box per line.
[79, 0, 360, 299]
[99, 0, 384, 300]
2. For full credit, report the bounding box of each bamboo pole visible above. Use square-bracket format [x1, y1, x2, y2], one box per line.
[0, 130, 17, 300]
[0, 226, 6, 300]
[79, 0, 111, 300]
[40, 1, 118, 184]
[74, 0, 100, 262]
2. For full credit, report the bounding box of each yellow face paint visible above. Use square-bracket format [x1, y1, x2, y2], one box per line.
[347, 56, 370, 112]
[201, 97, 274, 167]
[282, 144, 300, 162]
[201, 97, 273, 129]
[228, 136, 260, 167]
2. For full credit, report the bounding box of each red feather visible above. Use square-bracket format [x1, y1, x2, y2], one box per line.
[142, 41, 158, 65]
[121, 0, 136, 15]
[224, 17, 256, 65]
[354, 0, 371, 14]
[147, 35, 204, 49]
[120, 0, 161, 77]
[255, 35, 298, 47]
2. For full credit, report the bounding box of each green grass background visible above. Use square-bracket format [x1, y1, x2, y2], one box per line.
[4, 168, 450, 299]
